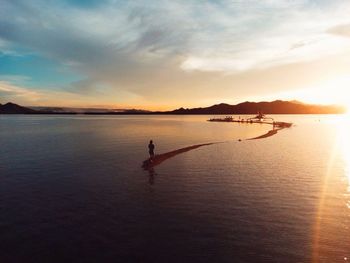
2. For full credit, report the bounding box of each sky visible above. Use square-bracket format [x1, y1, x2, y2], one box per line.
[1, 0, 350, 110]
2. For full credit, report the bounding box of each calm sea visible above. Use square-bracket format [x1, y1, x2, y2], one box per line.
[0, 115, 349, 263]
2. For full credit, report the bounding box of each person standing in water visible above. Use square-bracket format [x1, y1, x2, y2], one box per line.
[148, 140, 155, 161]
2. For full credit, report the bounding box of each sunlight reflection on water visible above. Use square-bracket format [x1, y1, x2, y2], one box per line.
[337, 114, 350, 209]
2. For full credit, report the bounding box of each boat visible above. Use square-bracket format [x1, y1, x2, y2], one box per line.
[247, 111, 274, 122]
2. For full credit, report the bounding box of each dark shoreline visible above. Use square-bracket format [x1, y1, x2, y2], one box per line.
[0, 112, 346, 115]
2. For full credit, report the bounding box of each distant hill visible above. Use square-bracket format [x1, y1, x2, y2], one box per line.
[31, 106, 151, 114]
[167, 100, 345, 114]
[0, 102, 37, 114]
[0, 102, 151, 114]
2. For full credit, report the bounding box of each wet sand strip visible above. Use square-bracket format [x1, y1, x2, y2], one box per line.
[246, 128, 284, 140]
[142, 124, 291, 169]
[142, 142, 218, 169]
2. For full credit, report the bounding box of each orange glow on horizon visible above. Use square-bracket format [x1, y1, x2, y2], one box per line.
[283, 74, 350, 112]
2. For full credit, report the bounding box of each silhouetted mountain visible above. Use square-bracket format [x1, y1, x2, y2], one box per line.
[168, 100, 345, 114]
[32, 106, 117, 113]
[30, 106, 151, 114]
[0, 102, 152, 114]
[0, 102, 37, 114]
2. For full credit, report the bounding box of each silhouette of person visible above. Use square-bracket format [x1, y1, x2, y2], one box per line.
[148, 140, 155, 160]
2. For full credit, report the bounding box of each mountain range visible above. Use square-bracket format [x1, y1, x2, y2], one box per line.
[0, 100, 346, 114]
[166, 100, 345, 114]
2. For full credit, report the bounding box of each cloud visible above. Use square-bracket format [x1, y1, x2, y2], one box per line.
[0, 79, 143, 108]
[327, 23, 350, 38]
[0, 81, 41, 101]
[1, 0, 350, 108]
[0, 75, 32, 84]
[3, 0, 349, 71]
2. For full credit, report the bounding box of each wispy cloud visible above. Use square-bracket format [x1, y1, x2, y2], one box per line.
[327, 23, 350, 38]
[0, 81, 41, 101]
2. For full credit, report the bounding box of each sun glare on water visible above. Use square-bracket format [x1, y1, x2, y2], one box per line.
[312, 109, 350, 262]
[338, 114, 350, 202]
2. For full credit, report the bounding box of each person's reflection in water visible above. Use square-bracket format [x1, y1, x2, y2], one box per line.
[148, 140, 155, 162]
[148, 167, 156, 185]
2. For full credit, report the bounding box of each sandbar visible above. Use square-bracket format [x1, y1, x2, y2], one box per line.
[142, 143, 217, 169]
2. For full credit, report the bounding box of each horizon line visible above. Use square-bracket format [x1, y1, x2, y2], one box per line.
[1, 99, 346, 112]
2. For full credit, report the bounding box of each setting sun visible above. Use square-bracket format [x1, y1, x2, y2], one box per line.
[274, 74, 350, 112]
[319, 75, 350, 110]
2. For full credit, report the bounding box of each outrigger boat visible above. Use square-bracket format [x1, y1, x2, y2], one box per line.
[247, 111, 274, 122]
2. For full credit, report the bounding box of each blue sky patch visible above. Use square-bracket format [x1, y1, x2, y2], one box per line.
[0, 53, 82, 89]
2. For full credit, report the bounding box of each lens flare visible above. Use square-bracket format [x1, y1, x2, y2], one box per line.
[312, 114, 350, 262]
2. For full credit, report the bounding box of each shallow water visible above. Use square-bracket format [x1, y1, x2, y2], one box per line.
[0, 114, 349, 262]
